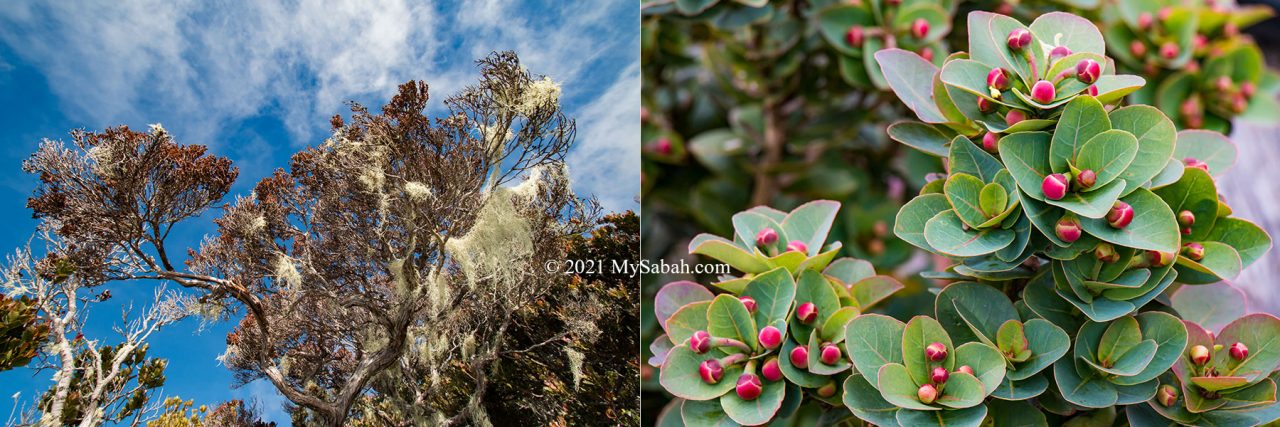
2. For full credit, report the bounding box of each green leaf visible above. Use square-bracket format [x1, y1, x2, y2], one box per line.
[896, 194, 953, 253]
[1108, 105, 1177, 196]
[720, 376, 786, 425]
[742, 267, 797, 328]
[708, 294, 759, 352]
[690, 234, 772, 273]
[732, 211, 786, 251]
[946, 173, 991, 229]
[997, 320, 1031, 362]
[679, 399, 735, 427]
[935, 282, 1018, 345]
[864, 36, 888, 89]
[845, 314, 907, 389]
[666, 301, 712, 348]
[1174, 130, 1238, 177]
[986, 399, 1049, 425]
[778, 337, 826, 388]
[1075, 130, 1138, 191]
[660, 344, 743, 400]
[1078, 187, 1179, 253]
[1096, 316, 1142, 367]
[924, 210, 1016, 257]
[949, 135, 1005, 183]
[1091, 74, 1146, 104]
[1190, 376, 1251, 392]
[888, 121, 951, 157]
[992, 374, 1049, 401]
[1087, 339, 1157, 377]
[1217, 314, 1280, 383]
[816, 5, 876, 56]
[956, 342, 1007, 396]
[656, 281, 714, 332]
[848, 275, 905, 310]
[1155, 167, 1219, 242]
[824, 257, 876, 284]
[1046, 178, 1127, 219]
[1206, 218, 1271, 269]
[842, 374, 902, 426]
[968, 11, 1043, 87]
[878, 363, 938, 410]
[999, 132, 1053, 201]
[1054, 357, 1118, 408]
[1172, 283, 1247, 333]
[939, 59, 1014, 106]
[876, 49, 948, 123]
[1176, 241, 1243, 283]
[1029, 12, 1106, 57]
[808, 328, 853, 375]
[1023, 270, 1085, 334]
[979, 182, 1009, 219]
[791, 270, 841, 342]
[1114, 311, 1189, 386]
[781, 200, 841, 257]
[903, 316, 955, 386]
[895, 405, 988, 427]
[1149, 157, 1185, 189]
[1009, 319, 1070, 381]
[820, 306, 860, 343]
[1050, 95, 1112, 173]
[936, 371, 988, 409]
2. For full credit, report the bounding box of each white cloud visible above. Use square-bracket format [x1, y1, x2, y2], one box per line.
[569, 59, 640, 212]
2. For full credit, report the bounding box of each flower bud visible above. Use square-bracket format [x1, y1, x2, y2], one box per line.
[920, 46, 935, 62]
[1158, 6, 1173, 21]
[756, 227, 779, 247]
[1076, 59, 1101, 84]
[762, 357, 784, 381]
[821, 343, 842, 365]
[1216, 76, 1233, 92]
[796, 302, 818, 324]
[1130, 40, 1147, 57]
[1007, 29, 1032, 51]
[957, 365, 974, 376]
[1095, 243, 1119, 263]
[655, 138, 672, 155]
[1182, 242, 1205, 261]
[911, 18, 929, 39]
[1042, 173, 1069, 200]
[1107, 201, 1134, 229]
[1158, 384, 1179, 407]
[1184, 157, 1210, 172]
[1160, 42, 1179, 60]
[1087, 85, 1098, 96]
[1055, 217, 1083, 243]
[931, 366, 949, 384]
[1049, 46, 1072, 63]
[786, 240, 808, 254]
[1232, 94, 1248, 114]
[1230, 342, 1248, 360]
[739, 296, 757, 313]
[1147, 250, 1174, 267]
[817, 379, 838, 397]
[691, 330, 712, 354]
[1005, 109, 1026, 126]
[1242, 81, 1257, 98]
[699, 359, 724, 384]
[736, 374, 763, 400]
[917, 383, 938, 404]
[1031, 80, 1056, 104]
[978, 97, 997, 114]
[758, 326, 783, 350]
[1194, 34, 1208, 50]
[1076, 169, 1097, 189]
[1190, 345, 1211, 365]
[1138, 12, 1153, 30]
[845, 25, 865, 47]
[790, 346, 809, 369]
[926, 342, 947, 361]
[1178, 210, 1195, 228]
[987, 68, 1011, 91]
[982, 132, 1000, 154]
[1225, 22, 1239, 36]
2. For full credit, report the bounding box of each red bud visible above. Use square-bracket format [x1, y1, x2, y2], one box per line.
[1056, 217, 1083, 242]
[790, 346, 809, 369]
[796, 302, 818, 324]
[1242, 81, 1257, 98]
[931, 366, 949, 384]
[699, 359, 724, 384]
[1190, 345, 1211, 365]
[1049, 46, 1072, 63]
[817, 379, 838, 397]
[1006, 109, 1027, 126]
[821, 343, 842, 365]
[987, 68, 1011, 91]
[1178, 210, 1195, 228]
[982, 132, 1000, 154]
[1107, 201, 1134, 229]
[1031, 80, 1056, 104]
[1182, 242, 1205, 261]
[736, 374, 763, 400]
[1042, 173, 1069, 200]
[1076, 169, 1097, 189]
[957, 365, 974, 376]
[920, 46, 934, 62]
[978, 97, 997, 114]
[1147, 250, 1174, 267]
[1160, 42, 1179, 60]
[1087, 85, 1098, 96]
[762, 357, 783, 381]
[1095, 243, 1119, 263]
[738, 297, 757, 314]
[917, 383, 938, 404]
[1158, 384, 1179, 407]
[756, 227, 779, 246]
[1007, 29, 1032, 51]
[845, 26, 865, 47]
[691, 330, 712, 354]
[1230, 342, 1248, 360]
[1138, 12, 1153, 30]
[1184, 157, 1210, 172]
[655, 138, 672, 155]
[758, 326, 783, 350]
[1076, 59, 1101, 84]
[786, 240, 808, 254]
[1131, 40, 1148, 57]
[911, 18, 929, 39]
[926, 342, 947, 361]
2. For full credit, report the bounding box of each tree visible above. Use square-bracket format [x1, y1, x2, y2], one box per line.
[0, 292, 48, 372]
[19, 51, 599, 426]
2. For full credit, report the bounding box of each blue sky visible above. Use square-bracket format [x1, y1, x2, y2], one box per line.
[0, 1, 638, 424]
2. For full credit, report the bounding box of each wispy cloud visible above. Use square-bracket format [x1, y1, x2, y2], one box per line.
[569, 59, 641, 212]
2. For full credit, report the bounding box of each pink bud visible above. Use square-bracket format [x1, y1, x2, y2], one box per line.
[1225, 22, 1240, 36]
[987, 68, 1011, 91]
[1158, 6, 1173, 21]
[739, 296, 757, 313]
[1182, 242, 1205, 261]
[1007, 29, 1032, 51]
[920, 46, 934, 62]
[1107, 201, 1134, 229]
[1056, 217, 1082, 243]
[790, 346, 809, 369]
[1138, 12, 1153, 30]
[1076, 169, 1097, 189]
[736, 373, 763, 400]
[786, 240, 808, 254]
[1190, 345, 1211, 365]
[1049, 46, 1072, 63]
[918, 383, 938, 404]
[1242, 81, 1257, 98]
[925, 342, 947, 361]
[1160, 42, 1179, 60]
[655, 138, 672, 155]
[1087, 85, 1098, 96]
[640, 107, 650, 123]
[911, 18, 929, 39]
[796, 302, 818, 324]
[1232, 94, 1249, 114]
[1031, 80, 1056, 104]
[762, 357, 783, 381]
[1230, 342, 1248, 360]
[821, 343, 842, 365]
[931, 366, 949, 384]
[1005, 109, 1026, 126]
[1147, 250, 1174, 267]
[758, 326, 783, 350]
[1194, 34, 1208, 50]
[845, 25, 865, 47]
[957, 365, 974, 376]
[1178, 210, 1195, 228]
[1184, 157, 1210, 172]
[978, 97, 997, 114]
[699, 359, 724, 384]
[817, 380, 838, 397]
[1216, 76, 1233, 92]
[1095, 243, 1119, 263]
[756, 227, 779, 247]
[1042, 173, 1069, 200]
[1158, 384, 1179, 407]
[982, 132, 1000, 154]
[1131, 40, 1147, 57]
[1076, 59, 1101, 84]
[691, 330, 712, 354]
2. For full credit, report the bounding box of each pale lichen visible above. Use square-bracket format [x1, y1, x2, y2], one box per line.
[565, 346, 585, 390]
